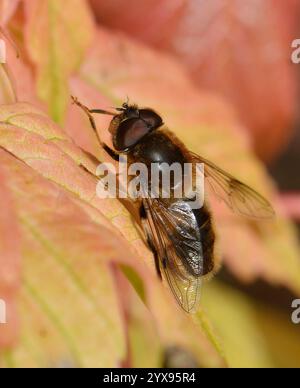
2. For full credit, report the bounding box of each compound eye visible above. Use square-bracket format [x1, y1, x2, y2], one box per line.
[114, 118, 151, 150]
[139, 109, 163, 129]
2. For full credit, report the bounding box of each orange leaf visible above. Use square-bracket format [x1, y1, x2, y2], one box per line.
[0, 102, 225, 367]
[0, 0, 19, 25]
[0, 164, 21, 348]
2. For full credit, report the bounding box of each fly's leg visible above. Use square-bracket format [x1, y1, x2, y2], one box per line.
[140, 203, 162, 280]
[147, 235, 162, 280]
[71, 96, 119, 161]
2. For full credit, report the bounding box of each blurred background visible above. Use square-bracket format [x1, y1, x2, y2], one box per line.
[0, 0, 300, 368]
[89, 0, 300, 367]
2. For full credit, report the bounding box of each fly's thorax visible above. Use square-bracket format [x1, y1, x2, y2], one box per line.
[130, 130, 187, 165]
[127, 135, 174, 197]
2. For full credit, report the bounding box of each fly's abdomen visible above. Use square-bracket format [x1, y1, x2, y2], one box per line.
[165, 198, 215, 278]
[193, 205, 215, 276]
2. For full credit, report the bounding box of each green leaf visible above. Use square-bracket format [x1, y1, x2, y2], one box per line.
[24, 0, 94, 123]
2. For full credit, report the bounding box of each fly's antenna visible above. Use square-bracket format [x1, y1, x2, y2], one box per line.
[113, 96, 132, 112]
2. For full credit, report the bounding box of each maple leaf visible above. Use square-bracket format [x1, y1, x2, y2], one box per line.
[0, 102, 225, 367]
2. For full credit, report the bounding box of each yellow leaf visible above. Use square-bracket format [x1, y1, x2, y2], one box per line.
[201, 280, 275, 368]
[24, 0, 94, 123]
[0, 103, 226, 367]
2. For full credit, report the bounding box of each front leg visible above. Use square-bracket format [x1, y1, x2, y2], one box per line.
[71, 96, 120, 161]
[140, 203, 162, 280]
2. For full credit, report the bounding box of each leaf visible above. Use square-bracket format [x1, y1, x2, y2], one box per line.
[24, 0, 94, 123]
[0, 0, 19, 25]
[1, 6, 299, 367]
[113, 269, 163, 368]
[279, 193, 300, 221]
[0, 64, 16, 104]
[0, 102, 225, 367]
[73, 27, 300, 295]
[90, 0, 299, 160]
[0, 164, 21, 348]
[0, 149, 126, 367]
[253, 300, 300, 368]
[0, 29, 18, 104]
[202, 279, 300, 368]
[202, 280, 275, 368]
[0, 13, 36, 105]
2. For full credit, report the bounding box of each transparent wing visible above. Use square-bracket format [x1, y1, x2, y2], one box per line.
[191, 153, 275, 219]
[142, 197, 202, 313]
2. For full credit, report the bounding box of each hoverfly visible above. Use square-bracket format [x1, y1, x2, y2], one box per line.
[72, 96, 275, 313]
